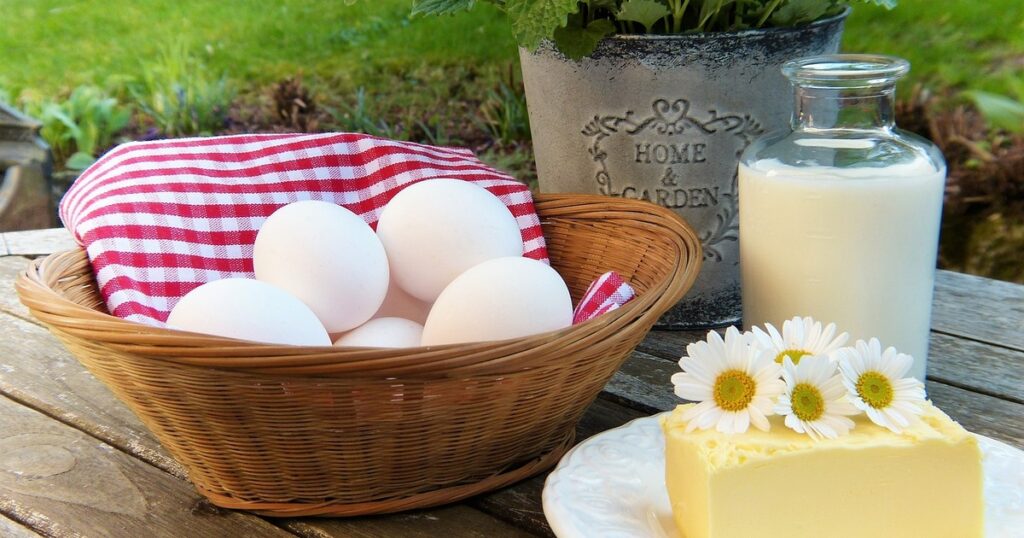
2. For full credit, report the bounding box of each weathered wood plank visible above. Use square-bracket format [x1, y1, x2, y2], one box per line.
[926, 382, 1024, 448]
[0, 256, 34, 322]
[605, 349, 682, 413]
[0, 310, 187, 479]
[470, 397, 647, 538]
[637, 329, 706, 360]
[0, 228, 77, 257]
[642, 328, 1024, 404]
[281, 505, 536, 538]
[640, 273, 1024, 358]
[0, 395, 296, 538]
[0, 513, 42, 538]
[933, 270, 1024, 351]
[928, 333, 1024, 403]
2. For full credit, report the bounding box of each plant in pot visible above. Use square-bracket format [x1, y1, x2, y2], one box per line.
[412, 0, 895, 328]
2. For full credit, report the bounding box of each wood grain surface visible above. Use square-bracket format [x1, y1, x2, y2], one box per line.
[0, 256, 32, 321]
[279, 505, 536, 538]
[0, 513, 42, 538]
[933, 270, 1024, 351]
[0, 308, 188, 478]
[927, 333, 1024, 403]
[0, 395, 296, 538]
[0, 228, 77, 257]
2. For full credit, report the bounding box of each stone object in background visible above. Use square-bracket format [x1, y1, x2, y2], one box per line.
[0, 103, 54, 232]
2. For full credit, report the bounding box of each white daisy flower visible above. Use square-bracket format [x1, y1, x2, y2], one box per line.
[775, 355, 859, 440]
[671, 326, 785, 434]
[748, 316, 849, 365]
[836, 338, 926, 433]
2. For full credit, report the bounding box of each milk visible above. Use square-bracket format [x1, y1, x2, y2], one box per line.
[739, 154, 945, 381]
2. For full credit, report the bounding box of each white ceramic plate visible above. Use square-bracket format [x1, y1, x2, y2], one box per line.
[543, 412, 1024, 538]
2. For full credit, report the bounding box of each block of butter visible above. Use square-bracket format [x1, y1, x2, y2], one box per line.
[661, 401, 983, 538]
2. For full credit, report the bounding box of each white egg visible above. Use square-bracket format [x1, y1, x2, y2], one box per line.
[254, 200, 389, 333]
[166, 278, 331, 346]
[333, 317, 423, 348]
[421, 257, 573, 346]
[376, 178, 523, 303]
[373, 279, 432, 324]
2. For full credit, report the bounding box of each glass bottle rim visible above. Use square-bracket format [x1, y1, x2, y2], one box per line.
[782, 54, 909, 89]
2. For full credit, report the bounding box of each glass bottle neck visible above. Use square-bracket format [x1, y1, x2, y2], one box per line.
[792, 85, 896, 132]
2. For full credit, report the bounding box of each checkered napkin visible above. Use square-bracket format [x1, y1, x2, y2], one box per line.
[60, 132, 630, 329]
[572, 271, 636, 324]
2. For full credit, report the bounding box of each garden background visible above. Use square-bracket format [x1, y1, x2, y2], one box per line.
[2, 0, 1022, 282]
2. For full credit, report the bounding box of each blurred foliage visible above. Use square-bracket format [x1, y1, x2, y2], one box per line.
[128, 41, 234, 137]
[962, 91, 1024, 134]
[26, 86, 131, 171]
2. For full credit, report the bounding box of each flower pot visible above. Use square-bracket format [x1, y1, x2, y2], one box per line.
[519, 11, 848, 328]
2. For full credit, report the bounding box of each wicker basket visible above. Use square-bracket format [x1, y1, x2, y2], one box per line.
[16, 193, 702, 517]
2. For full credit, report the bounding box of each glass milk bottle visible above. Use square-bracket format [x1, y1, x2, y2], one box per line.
[739, 55, 946, 381]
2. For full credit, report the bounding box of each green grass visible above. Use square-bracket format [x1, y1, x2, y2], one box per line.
[3, 0, 1020, 102]
[0, 0, 517, 99]
[843, 0, 1024, 99]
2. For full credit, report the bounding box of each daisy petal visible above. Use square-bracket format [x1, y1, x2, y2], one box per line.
[749, 406, 771, 432]
[733, 410, 750, 433]
[674, 382, 713, 402]
[716, 412, 735, 434]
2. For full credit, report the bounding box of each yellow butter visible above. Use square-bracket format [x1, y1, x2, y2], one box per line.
[661, 402, 983, 538]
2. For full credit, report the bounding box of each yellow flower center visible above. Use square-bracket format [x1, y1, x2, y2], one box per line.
[791, 382, 825, 422]
[713, 369, 756, 412]
[775, 349, 811, 365]
[856, 371, 894, 409]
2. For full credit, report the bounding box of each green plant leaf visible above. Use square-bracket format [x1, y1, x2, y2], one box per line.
[65, 151, 97, 171]
[43, 104, 79, 134]
[616, 0, 669, 31]
[553, 18, 615, 60]
[412, 0, 476, 16]
[770, 0, 829, 27]
[964, 90, 1024, 134]
[506, 0, 580, 50]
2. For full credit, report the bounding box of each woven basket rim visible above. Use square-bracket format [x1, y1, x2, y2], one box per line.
[16, 193, 703, 378]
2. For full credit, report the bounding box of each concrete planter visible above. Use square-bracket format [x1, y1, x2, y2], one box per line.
[520, 11, 847, 328]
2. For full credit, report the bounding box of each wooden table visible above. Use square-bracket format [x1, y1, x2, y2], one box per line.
[1, 227, 1021, 537]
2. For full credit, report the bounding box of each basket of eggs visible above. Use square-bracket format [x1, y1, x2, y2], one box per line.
[15, 134, 702, 517]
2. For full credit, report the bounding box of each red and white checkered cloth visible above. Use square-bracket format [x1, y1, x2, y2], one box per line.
[572, 271, 636, 324]
[61, 132, 631, 329]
